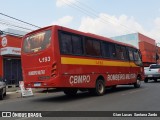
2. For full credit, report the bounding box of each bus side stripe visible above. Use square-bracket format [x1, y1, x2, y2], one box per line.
[61, 57, 137, 67]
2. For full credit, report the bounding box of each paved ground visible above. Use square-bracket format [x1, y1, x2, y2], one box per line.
[4, 88, 54, 100]
[1, 81, 160, 120]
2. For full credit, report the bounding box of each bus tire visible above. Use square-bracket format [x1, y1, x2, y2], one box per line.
[95, 79, 105, 96]
[63, 88, 78, 96]
[134, 77, 141, 88]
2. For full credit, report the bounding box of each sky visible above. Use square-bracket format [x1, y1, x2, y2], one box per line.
[0, 0, 160, 42]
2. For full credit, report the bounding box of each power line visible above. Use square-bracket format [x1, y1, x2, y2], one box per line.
[76, 0, 160, 39]
[64, 0, 160, 39]
[0, 21, 33, 31]
[0, 12, 38, 37]
[0, 12, 41, 29]
[0, 18, 35, 31]
[0, 30, 24, 37]
[63, 0, 134, 34]
[74, 0, 135, 33]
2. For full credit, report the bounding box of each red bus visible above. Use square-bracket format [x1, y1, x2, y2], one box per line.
[21, 25, 144, 96]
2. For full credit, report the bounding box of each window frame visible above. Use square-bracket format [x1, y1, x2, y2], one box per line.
[58, 30, 137, 63]
[84, 37, 102, 57]
[127, 47, 143, 66]
[115, 45, 128, 61]
[59, 31, 83, 56]
[101, 41, 111, 58]
[71, 35, 83, 55]
[22, 29, 52, 53]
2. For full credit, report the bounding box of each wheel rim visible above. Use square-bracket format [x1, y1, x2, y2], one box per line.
[98, 81, 104, 94]
[137, 79, 141, 85]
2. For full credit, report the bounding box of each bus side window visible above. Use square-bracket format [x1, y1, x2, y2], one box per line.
[72, 35, 83, 55]
[102, 42, 110, 58]
[85, 38, 101, 57]
[85, 39, 93, 56]
[121, 46, 128, 60]
[129, 50, 134, 61]
[116, 45, 122, 59]
[116, 45, 129, 60]
[109, 44, 116, 58]
[60, 33, 72, 54]
[93, 40, 101, 56]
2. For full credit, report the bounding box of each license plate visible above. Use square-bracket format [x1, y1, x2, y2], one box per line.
[34, 83, 41, 87]
[148, 75, 153, 77]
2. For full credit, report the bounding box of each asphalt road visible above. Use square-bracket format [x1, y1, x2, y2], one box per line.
[0, 81, 160, 120]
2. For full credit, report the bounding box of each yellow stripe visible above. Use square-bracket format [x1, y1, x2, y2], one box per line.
[61, 57, 137, 67]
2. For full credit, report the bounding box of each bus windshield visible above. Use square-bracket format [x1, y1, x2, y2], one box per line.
[23, 30, 51, 53]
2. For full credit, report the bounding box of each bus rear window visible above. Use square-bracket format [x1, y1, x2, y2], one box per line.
[23, 30, 51, 53]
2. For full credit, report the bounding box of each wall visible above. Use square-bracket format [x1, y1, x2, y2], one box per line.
[139, 41, 156, 63]
[138, 33, 155, 45]
[138, 33, 156, 66]
[112, 33, 139, 48]
[157, 46, 160, 64]
[0, 35, 22, 48]
[0, 34, 22, 79]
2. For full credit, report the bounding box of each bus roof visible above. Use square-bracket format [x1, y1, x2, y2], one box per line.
[25, 25, 137, 49]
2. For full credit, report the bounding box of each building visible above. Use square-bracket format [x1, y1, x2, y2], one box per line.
[0, 28, 27, 86]
[156, 46, 160, 64]
[112, 33, 157, 67]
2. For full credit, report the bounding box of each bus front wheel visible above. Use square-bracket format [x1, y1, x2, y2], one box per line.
[63, 88, 78, 96]
[134, 77, 141, 88]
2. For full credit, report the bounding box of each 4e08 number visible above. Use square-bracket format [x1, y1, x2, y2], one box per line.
[39, 56, 51, 63]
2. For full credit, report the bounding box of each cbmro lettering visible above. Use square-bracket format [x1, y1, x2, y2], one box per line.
[69, 75, 90, 85]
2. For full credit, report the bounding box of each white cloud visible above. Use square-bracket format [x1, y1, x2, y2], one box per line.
[51, 13, 160, 43]
[153, 18, 160, 29]
[52, 16, 73, 26]
[78, 13, 160, 42]
[148, 18, 160, 42]
[79, 13, 144, 37]
[56, 0, 76, 7]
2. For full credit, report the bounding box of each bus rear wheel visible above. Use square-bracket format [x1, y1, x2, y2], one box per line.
[95, 79, 105, 96]
[134, 77, 141, 88]
[63, 88, 78, 96]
